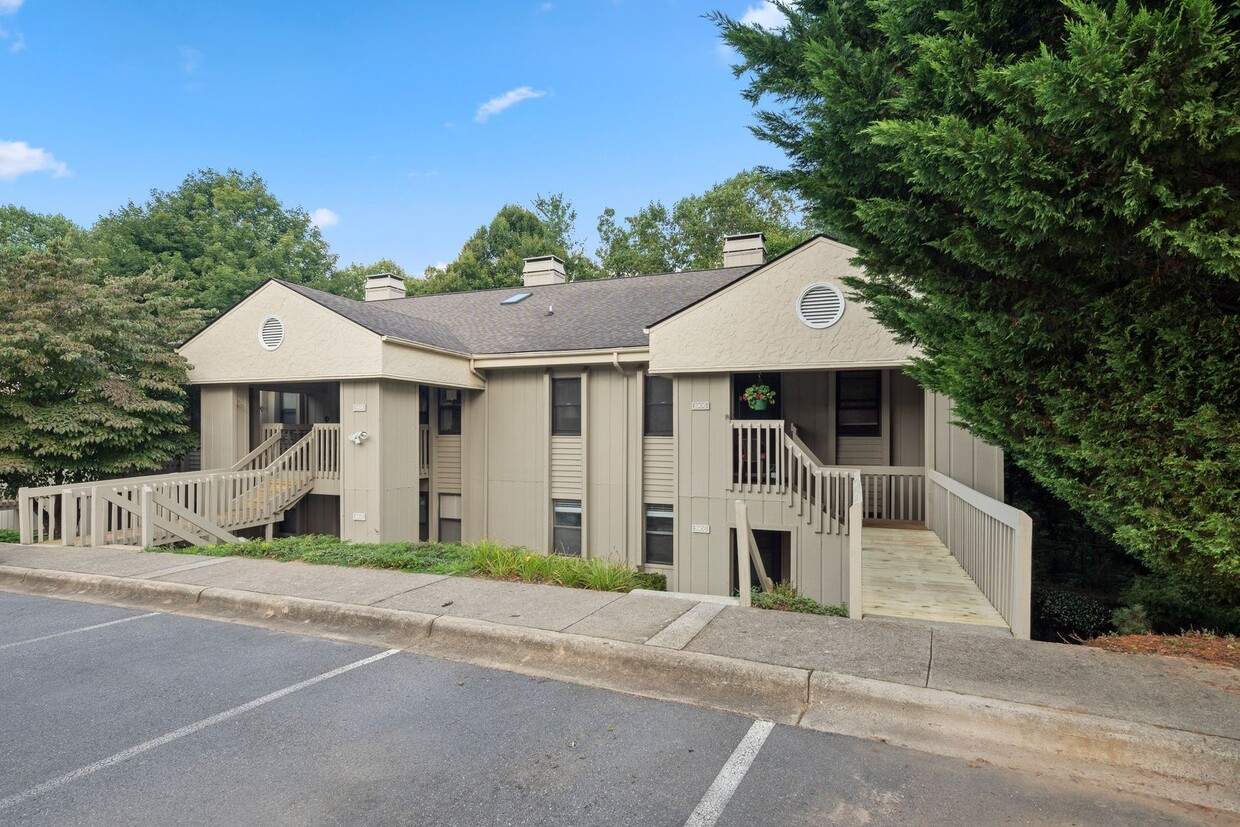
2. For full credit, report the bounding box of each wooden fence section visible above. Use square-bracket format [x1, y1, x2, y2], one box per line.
[926, 469, 1032, 638]
[17, 425, 340, 548]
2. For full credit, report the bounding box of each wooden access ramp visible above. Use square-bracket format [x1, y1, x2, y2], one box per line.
[861, 526, 1010, 632]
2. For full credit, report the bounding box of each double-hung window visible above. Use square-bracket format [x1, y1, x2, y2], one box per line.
[551, 378, 581, 436]
[552, 499, 582, 556]
[439, 389, 462, 435]
[438, 494, 461, 542]
[644, 504, 674, 565]
[644, 376, 673, 436]
[836, 371, 881, 437]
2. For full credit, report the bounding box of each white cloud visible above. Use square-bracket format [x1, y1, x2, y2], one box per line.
[9, 31, 23, 52]
[538, 2, 553, 10]
[0, 0, 24, 14]
[740, 1, 786, 30]
[407, 170, 439, 178]
[0, 140, 69, 180]
[309, 208, 339, 229]
[475, 86, 548, 123]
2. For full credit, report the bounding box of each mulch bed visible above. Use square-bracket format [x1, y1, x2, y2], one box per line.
[1084, 631, 1239, 670]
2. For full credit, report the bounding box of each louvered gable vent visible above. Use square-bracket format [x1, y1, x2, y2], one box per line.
[259, 315, 285, 351]
[797, 283, 845, 329]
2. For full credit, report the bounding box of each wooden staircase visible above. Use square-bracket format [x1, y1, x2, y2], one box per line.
[18, 424, 341, 548]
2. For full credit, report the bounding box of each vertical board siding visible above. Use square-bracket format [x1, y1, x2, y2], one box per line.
[586, 369, 634, 563]
[339, 379, 379, 542]
[889, 370, 925, 467]
[482, 369, 549, 552]
[927, 391, 1005, 501]
[380, 380, 421, 542]
[199, 384, 249, 470]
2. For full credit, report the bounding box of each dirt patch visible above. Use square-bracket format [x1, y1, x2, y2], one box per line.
[1084, 631, 1239, 670]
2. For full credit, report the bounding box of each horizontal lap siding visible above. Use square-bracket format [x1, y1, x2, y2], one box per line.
[550, 436, 583, 498]
[642, 437, 675, 502]
[435, 435, 462, 494]
[837, 436, 884, 466]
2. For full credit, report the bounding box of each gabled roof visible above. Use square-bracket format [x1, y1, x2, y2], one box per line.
[277, 264, 758, 355]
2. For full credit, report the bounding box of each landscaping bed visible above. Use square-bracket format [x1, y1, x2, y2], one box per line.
[1084, 631, 1239, 670]
[0, 529, 18, 544]
[157, 535, 666, 594]
[751, 582, 848, 617]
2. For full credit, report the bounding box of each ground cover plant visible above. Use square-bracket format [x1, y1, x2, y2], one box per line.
[159, 535, 666, 593]
[751, 581, 848, 617]
[0, 529, 18, 543]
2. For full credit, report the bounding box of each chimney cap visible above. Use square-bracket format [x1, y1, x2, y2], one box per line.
[364, 271, 406, 301]
[722, 232, 767, 267]
[522, 255, 567, 287]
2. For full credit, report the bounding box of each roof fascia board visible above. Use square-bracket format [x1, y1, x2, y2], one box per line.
[471, 347, 649, 369]
[647, 357, 914, 376]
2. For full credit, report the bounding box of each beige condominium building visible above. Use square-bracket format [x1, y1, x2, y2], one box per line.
[19, 234, 1033, 637]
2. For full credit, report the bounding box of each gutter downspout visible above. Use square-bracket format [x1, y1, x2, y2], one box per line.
[468, 358, 485, 384]
[611, 352, 625, 375]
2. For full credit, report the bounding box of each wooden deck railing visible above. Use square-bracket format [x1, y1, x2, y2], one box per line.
[926, 469, 1032, 638]
[851, 466, 926, 522]
[18, 425, 340, 548]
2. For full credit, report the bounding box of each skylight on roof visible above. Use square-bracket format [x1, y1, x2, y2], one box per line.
[500, 291, 532, 305]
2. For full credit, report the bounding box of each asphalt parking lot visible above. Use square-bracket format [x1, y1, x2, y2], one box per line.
[0, 591, 1219, 826]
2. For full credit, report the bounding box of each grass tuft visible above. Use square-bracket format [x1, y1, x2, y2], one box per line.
[159, 534, 666, 594]
[0, 529, 19, 544]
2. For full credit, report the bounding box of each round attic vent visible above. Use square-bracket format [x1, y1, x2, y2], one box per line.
[258, 315, 285, 351]
[797, 283, 845, 329]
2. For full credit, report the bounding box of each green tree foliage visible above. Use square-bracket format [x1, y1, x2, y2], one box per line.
[0, 205, 84, 254]
[597, 169, 818, 275]
[0, 246, 205, 497]
[86, 169, 342, 315]
[717, 1, 1240, 598]
[331, 258, 409, 301]
[411, 194, 599, 296]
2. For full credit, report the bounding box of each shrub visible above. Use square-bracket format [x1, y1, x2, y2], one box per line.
[751, 582, 848, 617]
[0, 529, 18, 543]
[1122, 574, 1240, 636]
[1110, 605, 1153, 636]
[1032, 584, 1111, 641]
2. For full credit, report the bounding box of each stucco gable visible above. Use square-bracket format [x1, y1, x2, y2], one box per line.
[179, 281, 482, 388]
[646, 237, 915, 373]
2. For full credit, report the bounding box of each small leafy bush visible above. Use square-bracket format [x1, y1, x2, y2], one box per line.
[0, 529, 19, 544]
[1033, 584, 1111, 641]
[751, 582, 848, 617]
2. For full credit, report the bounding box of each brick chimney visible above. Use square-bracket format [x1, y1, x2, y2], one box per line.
[722, 232, 766, 267]
[522, 255, 567, 287]
[364, 272, 406, 301]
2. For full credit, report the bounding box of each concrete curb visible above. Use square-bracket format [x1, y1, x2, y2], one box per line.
[2, 567, 1237, 814]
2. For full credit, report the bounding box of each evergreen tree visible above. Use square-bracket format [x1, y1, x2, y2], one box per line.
[717, 0, 1240, 598]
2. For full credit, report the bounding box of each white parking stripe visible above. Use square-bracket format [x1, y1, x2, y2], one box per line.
[683, 720, 775, 827]
[0, 613, 161, 651]
[0, 648, 401, 813]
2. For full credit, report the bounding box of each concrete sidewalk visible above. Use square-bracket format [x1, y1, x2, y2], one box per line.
[2, 542, 1237, 813]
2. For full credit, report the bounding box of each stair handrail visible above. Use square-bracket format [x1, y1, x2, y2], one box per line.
[230, 430, 285, 472]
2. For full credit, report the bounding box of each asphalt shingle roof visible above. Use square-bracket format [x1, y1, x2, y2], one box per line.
[278, 265, 757, 355]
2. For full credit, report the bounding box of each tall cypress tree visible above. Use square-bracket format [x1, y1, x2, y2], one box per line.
[716, 1, 1240, 599]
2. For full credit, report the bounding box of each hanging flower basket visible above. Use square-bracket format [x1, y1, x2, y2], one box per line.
[741, 384, 775, 411]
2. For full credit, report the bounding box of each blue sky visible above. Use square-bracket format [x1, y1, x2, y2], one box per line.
[0, 1, 787, 274]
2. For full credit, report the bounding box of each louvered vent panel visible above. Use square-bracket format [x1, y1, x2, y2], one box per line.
[259, 316, 285, 351]
[797, 284, 845, 329]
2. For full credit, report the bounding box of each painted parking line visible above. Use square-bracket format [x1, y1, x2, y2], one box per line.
[0, 648, 401, 813]
[683, 719, 775, 827]
[0, 613, 161, 652]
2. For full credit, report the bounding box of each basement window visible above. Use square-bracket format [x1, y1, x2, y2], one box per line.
[500, 291, 532, 305]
